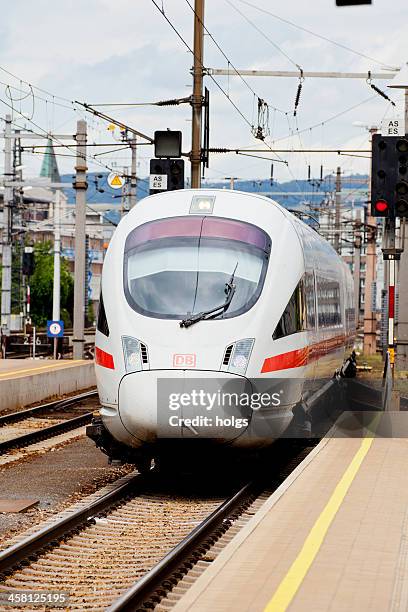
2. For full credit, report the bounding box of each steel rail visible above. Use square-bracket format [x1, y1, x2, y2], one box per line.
[0, 390, 97, 427]
[107, 481, 257, 612]
[0, 441, 314, 606]
[0, 412, 94, 454]
[0, 472, 147, 576]
[108, 441, 316, 611]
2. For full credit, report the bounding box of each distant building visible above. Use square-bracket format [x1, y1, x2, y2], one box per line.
[40, 137, 61, 183]
[0, 142, 117, 324]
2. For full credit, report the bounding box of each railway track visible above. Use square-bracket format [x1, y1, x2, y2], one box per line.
[0, 391, 98, 455]
[0, 440, 315, 611]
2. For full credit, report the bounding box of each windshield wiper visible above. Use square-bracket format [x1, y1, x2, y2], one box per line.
[180, 263, 238, 329]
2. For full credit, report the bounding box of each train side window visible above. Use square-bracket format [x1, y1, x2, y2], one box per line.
[273, 279, 306, 340]
[97, 291, 110, 337]
[304, 271, 316, 329]
[345, 276, 355, 331]
[316, 277, 342, 328]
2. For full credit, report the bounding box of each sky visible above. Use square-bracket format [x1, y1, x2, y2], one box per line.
[0, 0, 407, 186]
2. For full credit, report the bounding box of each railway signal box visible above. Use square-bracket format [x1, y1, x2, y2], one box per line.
[154, 130, 182, 158]
[149, 159, 185, 195]
[22, 248, 35, 276]
[371, 134, 408, 218]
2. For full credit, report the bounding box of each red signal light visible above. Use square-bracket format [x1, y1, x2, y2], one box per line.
[374, 199, 389, 213]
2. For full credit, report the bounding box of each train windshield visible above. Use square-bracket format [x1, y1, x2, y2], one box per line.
[123, 216, 271, 320]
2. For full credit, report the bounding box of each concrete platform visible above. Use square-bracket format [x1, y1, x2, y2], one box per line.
[0, 360, 96, 411]
[174, 432, 408, 612]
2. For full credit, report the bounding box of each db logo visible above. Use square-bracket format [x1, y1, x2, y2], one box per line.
[173, 354, 196, 367]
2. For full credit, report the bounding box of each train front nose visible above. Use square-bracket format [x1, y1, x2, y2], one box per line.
[118, 370, 253, 444]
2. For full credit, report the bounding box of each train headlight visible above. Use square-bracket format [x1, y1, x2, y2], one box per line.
[122, 336, 143, 373]
[189, 195, 215, 214]
[228, 339, 254, 375]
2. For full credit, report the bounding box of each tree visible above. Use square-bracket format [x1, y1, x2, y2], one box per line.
[29, 241, 74, 328]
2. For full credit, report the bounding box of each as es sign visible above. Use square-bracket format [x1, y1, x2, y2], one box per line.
[382, 117, 405, 137]
[149, 174, 167, 191]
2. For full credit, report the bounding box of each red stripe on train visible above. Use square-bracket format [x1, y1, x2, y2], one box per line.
[261, 347, 309, 373]
[261, 334, 347, 373]
[95, 347, 115, 369]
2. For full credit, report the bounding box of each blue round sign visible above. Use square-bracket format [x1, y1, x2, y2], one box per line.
[47, 320, 64, 338]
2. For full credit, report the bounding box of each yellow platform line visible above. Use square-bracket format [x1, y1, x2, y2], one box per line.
[0, 360, 88, 379]
[264, 424, 379, 612]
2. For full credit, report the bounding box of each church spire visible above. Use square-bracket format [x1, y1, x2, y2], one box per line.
[40, 137, 61, 183]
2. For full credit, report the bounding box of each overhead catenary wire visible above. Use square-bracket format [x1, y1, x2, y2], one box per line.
[5, 83, 35, 121]
[74, 101, 154, 143]
[180, 0, 385, 182]
[225, 0, 303, 72]
[0, 63, 128, 146]
[1, 79, 76, 111]
[0, 3, 294, 189]
[0, 70, 143, 180]
[206, 0, 389, 179]
[22, 148, 148, 199]
[0, 95, 117, 174]
[184, 0, 287, 114]
[0, 63, 74, 104]
[22, 198, 120, 230]
[21, 143, 143, 149]
[150, 0, 258, 132]
[206, 90, 389, 155]
[150, 0, 299, 184]
[0, 12, 381, 193]
[252, 94, 379, 145]
[236, 151, 287, 163]
[234, 0, 397, 70]
[26, 147, 131, 159]
[293, 114, 312, 182]
[0, 82, 128, 169]
[1, 100, 141, 179]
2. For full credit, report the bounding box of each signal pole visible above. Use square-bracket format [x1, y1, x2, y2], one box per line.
[363, 128, 378, 355]
[73, 120, 87, 360]
[52, 190, 61, 360]
[130, 132, 137, 208]
[395, 88, 408, 368]
[120, 166, 129, 216]
[334, 167, 341, 253]
[1, 115, 13, 351]
[381, 216, 398, 373]
[353, 210, 362, 325]
[191, 0, 205, 189]
[225, 177, 238, 190]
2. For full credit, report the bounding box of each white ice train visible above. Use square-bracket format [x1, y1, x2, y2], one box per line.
[87, 189, 355, 468]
